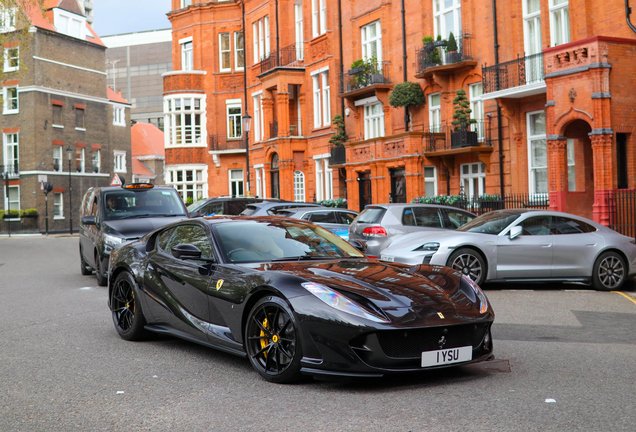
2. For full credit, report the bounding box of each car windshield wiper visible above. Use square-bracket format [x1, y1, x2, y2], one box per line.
[117, 214, 153, 219]
[270, 255, 332, 262]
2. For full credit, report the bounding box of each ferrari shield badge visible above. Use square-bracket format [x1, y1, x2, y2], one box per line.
[437, 312, 445, 319]
[216, 279, 224, 291]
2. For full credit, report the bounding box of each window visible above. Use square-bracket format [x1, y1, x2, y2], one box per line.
[311, 0, 326, 37]
[226, 100, 242, 139]
[361, 21, 382, 65]
[253, 16, 270, 62]
[567, 138, 575, 191]
[229, 169, 244, 196]
[469, 83, 484, 140]
[181, 40, 193, 71]
[53, 146, 62, 172]
[429, 93, 441, 132]
[294, 171, 306, 202]
[180, 0, 192, 7]
[52, 104, 63, 127]
[234, 32, 244, 70]
[402, 207, 443, 228]
[314, 155, 332, 201]
[424, 166, 437, 197]
[92, 149, 100, 173]
[527, 111, 547, 195]
[219, 33, 231, 72]
[164, 95, 205, 147]
[75, 107, 85, 130]
[54, 193, 63, 219]
[3, 86, 18, 114]
[311, 68, 330, 128]
[4, 46, 18, 72]
[0, 7, 16, 32]
[255, 164, 267, 198]
[113, 106, 125, 126]
[4, 185, 19, 217]
[550, 0, 570, 46]
[433, 0, 461, 39]
[54, 10, 85, 39]
[520, 216, 552, 236]
[252, 92, 264, 142]
[167, 166, 207, 201]
[3, 132, 18, 171]
[551, 217, 596, 234]
[523, 0, 543, 84]
[295, 2, 304, 60]
[76, 147, 85, 173]
[460, 162, 486, 199]
[114, 150, 126, 173]
[363, 101, 385, 140]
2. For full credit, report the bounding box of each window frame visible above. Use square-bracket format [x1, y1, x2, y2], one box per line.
[429, 93, 441, 132]
[469, 83, 484, 141]
[226, 99, 242, 139]
[549, 0, 570, 47]
[229, 169, 244, 197]
[252, 91, 263, 142]
[293, 170, 306, 202]
[76, 147, 85, 173]
[361, 20, 382, 65]
[114, 150, 127, 173]
[163, 94, 206, 147]
[3, 132, 18, 171]
[312, 0, 327, 37]
[3, 85, 18, 114]
[362, 99, 385, 140]
[433, 0, 462, 39]
[567, 138, 575, 191]
[53, 146, 63, 172]
[234, 31, 244, 71]
[181, 38, 193, 71]
[0, 7, 16, 32]
[167, 165, 208, 202]
[424, 166, 437, 197]
[92, 149, 101, 174]
[295, 2, 304, 60]
[460, 162, 486, 199]
[4, 184, 20, 218]
[3, 46, 18, 72]
[53, 192, 64, 219]
[527, 110, 548, 196]
[75, 107, 85, 130]
[219, 32, 231, 72]
[113, 105, 126, 127]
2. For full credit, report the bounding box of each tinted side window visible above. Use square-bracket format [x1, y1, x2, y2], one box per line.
[308, 212, 337, 223]
[356, 207, 386, 224]
[402, 208, 416, 226]
[158, 228, 175, 251]
[551, 217, 596, 234]
[338, 212, 357, 225]
[411, 207, 443, 228]
[227, 201, 249, 215]
[520, 216, 552, 236]
[203, 202, 224, 216]
[445, 210, 475, 229]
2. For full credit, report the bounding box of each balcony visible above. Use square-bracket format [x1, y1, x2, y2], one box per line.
[481, 52, 546, 99]
[0, 163, 19, 179]
[268, 117, 302, 139]
[415, 34, 476, 78]
[258, 44, 304, 77]
[338, 64, 391, 97]
[208, 135, 245, 153]
[423, 121, 494, 173]
[329, 145, 346, 166]
[163, 70, 206, 94]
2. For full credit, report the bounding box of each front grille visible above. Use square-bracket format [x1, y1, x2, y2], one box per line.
[376, 323, 489, 359]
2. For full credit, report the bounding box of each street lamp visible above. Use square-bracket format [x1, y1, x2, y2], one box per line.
[242, 114, 252, 197]
[66, 145, 73, 234]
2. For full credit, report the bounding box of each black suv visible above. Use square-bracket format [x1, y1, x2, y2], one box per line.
[187, 197, 288, 217]
[79, 183, 189, 286]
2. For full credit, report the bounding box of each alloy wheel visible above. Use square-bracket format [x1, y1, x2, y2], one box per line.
[450, 253, 483, 283]
[597, 255, 625, 290]
[111, 277, 136, 333]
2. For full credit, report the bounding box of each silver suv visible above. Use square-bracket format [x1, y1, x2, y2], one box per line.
[348, 204, 475, 258]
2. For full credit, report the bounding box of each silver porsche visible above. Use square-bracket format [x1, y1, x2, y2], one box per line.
[379, 209, 636, 291]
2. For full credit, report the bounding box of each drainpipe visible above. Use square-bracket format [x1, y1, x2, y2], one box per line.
[242, 1, 251, 195]
[338, 0, 345, 118]
[401, 0, 409, 131]
[275, 0, 280, 66]
[493, 0, 505, 198]
[627, 0, 636, 33]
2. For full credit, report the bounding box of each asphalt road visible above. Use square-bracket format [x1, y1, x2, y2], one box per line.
[1, 235, 635, 432]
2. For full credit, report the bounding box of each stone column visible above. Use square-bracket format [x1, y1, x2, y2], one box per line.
[262, 90, 274, 140]
[275, 92, 290, 137]
[547, 138, 568, 212]
[590, 133, 613, 226]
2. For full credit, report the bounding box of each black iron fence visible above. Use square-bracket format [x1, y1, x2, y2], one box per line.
[0, 216, 40, 235]
[208, 135, 245, 152]
[482, 52, 544, 93]
[416, 34, 473, 74]
[446, 193, 550, 216]
[259, 43, 304, 75]
[339, 63, 391, 93]
[424, 120, 492, 152]
[608, 189, 636, 238]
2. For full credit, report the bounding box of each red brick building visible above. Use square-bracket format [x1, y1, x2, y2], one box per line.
[164, 0, 636, 228]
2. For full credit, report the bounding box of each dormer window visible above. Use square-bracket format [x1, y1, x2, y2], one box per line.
[54, 8, 86, 40]
[0, 7, 16, 32]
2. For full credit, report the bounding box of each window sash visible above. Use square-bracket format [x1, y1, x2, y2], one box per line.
[294, 171, 306, 202]
[364, 102, 385, 140]
[234, 32, 244, 70]
[433, 0, 461, 39]
[168, 168, 206, 201]
[313, 74, 321, 128]
[321, 71, 330, 126]
[181, 41, 193, 71]
[92, 150, 100, 173]
[4, 47, 18, 72]
[54, 193, 63, 217]
[229, 169, 244, 196]
[219, 33, 231, 71]
[53, 146, 62, 172]
[295, 3, 304, 60]
[227, 104, 242, 138]
[361, 21, 382, 64]
[4, 86, 18, 113]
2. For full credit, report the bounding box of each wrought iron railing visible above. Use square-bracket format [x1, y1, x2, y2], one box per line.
[339, 63, 391, 93]
[424, 120, 492, 152]
[0, 163, 19, 178]
[415, 34, 473, 74]
[447, 193, 550, 216]
[330, 145, 346, 165]
[482, 52, 544, 93]
[259, 43, 304, 75]
[208, 135, 245, 152]
[608, 189, 636, 238]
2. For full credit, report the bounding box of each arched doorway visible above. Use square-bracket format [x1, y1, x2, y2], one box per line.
[270, 153, 280, 199]
[563, 120, 593, 219]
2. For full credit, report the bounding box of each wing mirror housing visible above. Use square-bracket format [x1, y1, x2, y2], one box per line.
[171, 244, 217, 263]
[81, 215, 96, 226]
[189, 210, 201, 218]
[510, 225, 522, 240]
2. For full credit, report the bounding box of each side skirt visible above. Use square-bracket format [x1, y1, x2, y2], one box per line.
[144, 324, 247, 358]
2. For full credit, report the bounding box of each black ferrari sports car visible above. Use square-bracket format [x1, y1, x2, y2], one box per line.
[107, 216, 494, 383]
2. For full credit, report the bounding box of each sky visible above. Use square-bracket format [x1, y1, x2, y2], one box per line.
[91, 0, 173, 37]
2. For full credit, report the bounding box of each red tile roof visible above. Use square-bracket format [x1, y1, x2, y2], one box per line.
[107, 87, 131, 104]
[132, 123, 165, 157]
[132, 157, 155, 177]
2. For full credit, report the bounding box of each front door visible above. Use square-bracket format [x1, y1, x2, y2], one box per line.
[496, 215, 553, 279]
[358, 171, 372, 211]
[270, 154, 280, 198]
[390, 168, 406, 203]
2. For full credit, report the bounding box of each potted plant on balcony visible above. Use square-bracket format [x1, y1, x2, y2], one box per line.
[389, 81, 425, 108]
[422, 36, 442, 65]
[445, 32, 461, 64]
[329, 115, 347, 165]
[349, 59, 365, 76]
[450, 89, 478, 148]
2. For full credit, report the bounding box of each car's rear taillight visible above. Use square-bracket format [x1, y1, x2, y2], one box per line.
[362, 226, 387, 237]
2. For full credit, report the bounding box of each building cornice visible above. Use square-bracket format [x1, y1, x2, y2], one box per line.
[18, 85, 130, 107]
[33, 56, 107, 76]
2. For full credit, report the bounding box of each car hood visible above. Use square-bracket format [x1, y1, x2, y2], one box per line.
[384, 229, 491, 252]
[103, 216, 188, 239]
[258, 260, 489, 325]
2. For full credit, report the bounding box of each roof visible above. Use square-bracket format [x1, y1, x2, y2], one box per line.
[107, 87, 131, 105]
[131, 123, 165, 157]
[45, 0, 83, 15]
[132, 158, 155, 177]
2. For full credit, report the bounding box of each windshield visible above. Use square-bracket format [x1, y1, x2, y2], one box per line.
[103, 189, 186, 220]
[456, 210, 524, 235]
[213, 220, 365, 263]
[187, 199, 210, 212]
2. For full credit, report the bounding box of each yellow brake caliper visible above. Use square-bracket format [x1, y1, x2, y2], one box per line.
[260, 317, 270, 357]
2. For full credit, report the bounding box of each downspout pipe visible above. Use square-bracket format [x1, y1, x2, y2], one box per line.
[276, 0, 280, 66]
[242, 1, 251, 194]
[627, 0, 636, 33]
[401, 0, 409, 131]
[493, 0, 505, 198]
[339, 0, 345, 118]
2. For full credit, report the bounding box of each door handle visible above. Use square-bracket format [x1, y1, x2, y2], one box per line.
[540, 244, 552, 247]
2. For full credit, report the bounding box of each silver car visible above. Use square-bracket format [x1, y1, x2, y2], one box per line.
[348, 204, 476, 258]
[276, 207, 359, 240]
[379, 209, 636, 291]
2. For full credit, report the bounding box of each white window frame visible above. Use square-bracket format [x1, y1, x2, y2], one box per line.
[92, 149, 101, 173]
[312, 0, 326, 37]
[0, 7, 16, 32]
[229, 169, 244, 196]
[523, 0, 542, 56]
[180, 0, 192, 7]
[4, 46, 18, 72]
[53, 146, 63, 172]
[254, 164, 266, 198]
[359, 98, 385, 140]
[460, 163, 486, 199]
[253, 16, 270, 62]
[433, 0, 461, 39]
[53, 192, 64, 219]
[3, 85, 18, 114]
[314, 154, 332, 201]
[113, 105, 126, 127]
[163, 94, 207, 148]
[469, 83, 484, 141]
[76, 147, 85, 173]
[3, 132, 18, 171]
[114, 150, 127, 173]
[295, 2, 304, 60]
[166, 164, 208, 202]
[294, 170, 306, 202]
[361, 21, 382, 65]
[424, 166, 437, 197]
[567, 138, 575, 191]
[252, 91, 264, 142]
[226, 99, 242, 139]
[53, 9, 86, 39]
[549, 0, 570, 46]
[4, 184, 19, 218]
[429, 93, 441, 132]
[527, 110, 548, 196]
[180, 37, 193, 71]
[234, 31, 244, 70]
[311, 67, 329, 129]
[312, 73, 322, 128]
[219, 33, 231, 72]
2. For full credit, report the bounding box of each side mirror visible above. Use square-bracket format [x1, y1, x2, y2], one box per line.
[349, 239, 367, 253]
[510, 225, 522, 240]
[172, 244, 203, 260]
[190, 210, 201, 218]
[81, 215, 96, 226]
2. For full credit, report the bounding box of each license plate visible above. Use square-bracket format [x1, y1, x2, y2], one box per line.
[421, 346, 472, 367]
[380, 255, 394, 262]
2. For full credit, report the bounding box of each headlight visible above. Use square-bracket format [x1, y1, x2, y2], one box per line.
[415, 242, 440, 252]
[104, 234, 124, 249]
[302, 282, 389, 323]
[462, 275, 489, 314]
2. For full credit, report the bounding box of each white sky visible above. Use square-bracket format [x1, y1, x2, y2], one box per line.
[92, 0, 172, 37]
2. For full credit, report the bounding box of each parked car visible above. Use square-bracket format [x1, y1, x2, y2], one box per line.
[379, 209, 636, 290]
[240, 201, 324, 216]
[107, 216, 494, 383]
[79, 183, 189, 286]
[276, 207, 359, 239]
[348, 204, 476, 258]
[188, 197, 288, 217]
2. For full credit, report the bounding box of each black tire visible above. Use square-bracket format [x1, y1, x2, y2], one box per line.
[244, 296, 303, 384]
[447, 248, 486, 286]
[80, 247, 92, 275]
[110, 271, 148, 341]
[592, 251, 626, 291]
[95, 253, 107, 286]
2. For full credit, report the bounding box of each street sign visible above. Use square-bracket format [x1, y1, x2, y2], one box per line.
[110, 174, 122, 186]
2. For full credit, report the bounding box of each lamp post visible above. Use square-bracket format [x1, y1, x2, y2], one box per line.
[242, 114, 252, 196]
[66, 145, 73, 234]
